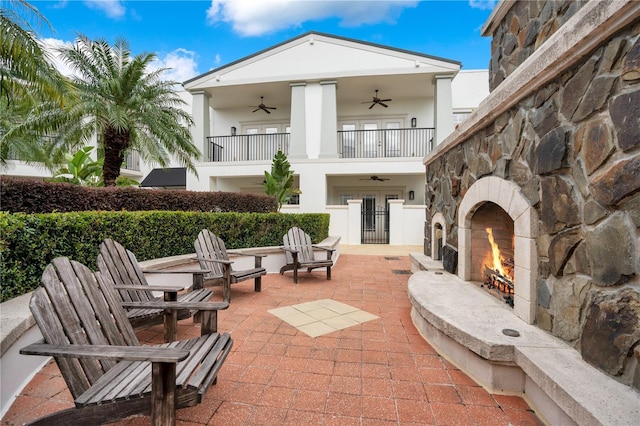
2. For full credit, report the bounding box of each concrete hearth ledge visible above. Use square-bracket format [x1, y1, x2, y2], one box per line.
[407, 261, 640, 426]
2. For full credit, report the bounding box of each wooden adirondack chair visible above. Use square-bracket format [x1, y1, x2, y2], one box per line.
[280, 227, 335, 283]
[97, 238, 214, 342]
[20, 257, 233, 426]
[194, 229, 267, 303]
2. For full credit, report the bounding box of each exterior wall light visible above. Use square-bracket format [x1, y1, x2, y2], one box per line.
[231, 126, 236, 136]
[411, 117, 417, 128]
[409, 190, 415, 200]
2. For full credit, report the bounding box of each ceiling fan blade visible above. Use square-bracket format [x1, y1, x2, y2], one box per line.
[252, 108, 260, 112]
[265, 106, 277, 110]
[368, 103, 375, 109]
[263, 108, 271, 114]
[380, 98, 391, 102]
[379, 103, 389, 108]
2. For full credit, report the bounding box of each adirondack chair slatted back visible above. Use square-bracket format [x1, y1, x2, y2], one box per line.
[97, 238, 153, 303]
[30, 257, 140, 399]
[195, 230, 229, 280]
[284, 227, 316, 264]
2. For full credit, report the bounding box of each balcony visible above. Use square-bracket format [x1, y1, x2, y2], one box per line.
[338, 127, 434, 158]
[206, 128, 434, 162]
[207, 133, 290, 162]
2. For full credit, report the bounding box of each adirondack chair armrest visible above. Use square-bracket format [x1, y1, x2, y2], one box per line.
[141, 268, 211, 276]
[121, 301, 230, 311]
[312, 245, 335, 253]
[281, 247, 299, 254]
[113, 284, 185, 293]
[193, 257, 233, 265]
[20, 341, 190, 363]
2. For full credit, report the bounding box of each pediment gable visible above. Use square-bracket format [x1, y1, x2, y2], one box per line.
[185, 32, 460, 90]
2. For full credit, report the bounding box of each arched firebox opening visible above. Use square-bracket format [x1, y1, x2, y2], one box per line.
[458, 176, 538, 324]
[470, 202, 515, 306]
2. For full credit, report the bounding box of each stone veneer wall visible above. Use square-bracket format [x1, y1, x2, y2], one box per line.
[424, 5, 640, 389]
[489, 0, 588, 90]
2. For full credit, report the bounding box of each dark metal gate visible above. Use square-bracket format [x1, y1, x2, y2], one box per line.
[361, 204, 389, 244]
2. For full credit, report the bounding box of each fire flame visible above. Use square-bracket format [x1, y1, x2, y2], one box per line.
[485, 227, 505, 275]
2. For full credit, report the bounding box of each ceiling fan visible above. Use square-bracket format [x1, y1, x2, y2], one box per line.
[250, 96, 277, 114]
[360, 175, 390, 182]
[362, 89, 392, 109]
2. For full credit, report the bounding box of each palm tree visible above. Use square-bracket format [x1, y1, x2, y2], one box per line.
[5, 35, 201, 185]
[62, 36, 201, 185]
[0, 0, 69, 166]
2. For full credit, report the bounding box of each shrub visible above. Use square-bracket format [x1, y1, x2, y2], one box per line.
[0, 178, 277, 213]
[0, 211, 329, 302]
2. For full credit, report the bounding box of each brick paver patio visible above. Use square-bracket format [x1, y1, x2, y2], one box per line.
[2, 253, 542, 425]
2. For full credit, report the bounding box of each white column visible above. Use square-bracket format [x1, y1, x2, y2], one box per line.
[297, 168, 326, 213]
[433, 75, 454, 146]
[288, 83, 307, 159]
[388, 200, 405, 245]
[190, 91, 211, 161]
[319, 81, 338, 159]
[347, 199, 362, 245]
[187, 91, 211, 190]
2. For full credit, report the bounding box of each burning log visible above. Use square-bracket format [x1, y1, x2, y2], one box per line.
[483, 266, 515, 307]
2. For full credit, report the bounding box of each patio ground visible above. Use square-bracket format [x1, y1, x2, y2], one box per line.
[2, 246, 542, 425]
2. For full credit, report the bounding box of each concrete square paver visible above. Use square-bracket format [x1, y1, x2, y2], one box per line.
[269, 298, 379, 337]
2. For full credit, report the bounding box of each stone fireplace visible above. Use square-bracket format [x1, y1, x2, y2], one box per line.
[422, 0, 640, 384]
[457, 176, 538, 324]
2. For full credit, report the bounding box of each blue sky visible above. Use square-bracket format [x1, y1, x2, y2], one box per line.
[30, 1, 497, 83]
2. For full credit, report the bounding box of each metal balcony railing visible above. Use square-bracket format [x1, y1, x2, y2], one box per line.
[206, 128, 434, 162]
[337, 127, 434, 159]
[207, 133, 290, 162]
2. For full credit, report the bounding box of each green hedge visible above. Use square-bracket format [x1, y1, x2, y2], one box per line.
[0, 178, 277, 213]
[0, 211, 329, 302]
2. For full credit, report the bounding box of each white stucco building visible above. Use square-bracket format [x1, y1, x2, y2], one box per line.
[183, 32, 488, 245]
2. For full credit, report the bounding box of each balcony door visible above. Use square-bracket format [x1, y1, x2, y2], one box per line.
[241, 123, 290, 160]
[338, 118, 404, 158]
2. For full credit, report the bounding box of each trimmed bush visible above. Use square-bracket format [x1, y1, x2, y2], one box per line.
[0, 178, 277, 213]
[0, 211, 329, 302]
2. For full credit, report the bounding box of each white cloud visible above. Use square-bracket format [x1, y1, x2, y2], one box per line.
[42, 39, 199, 83]
[84, 0, 126, 18]
[40, 38, 76, 77]
[150, 49, 200, 83]
[207, 0, 418, 36]
[468, 0, 497, 11]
